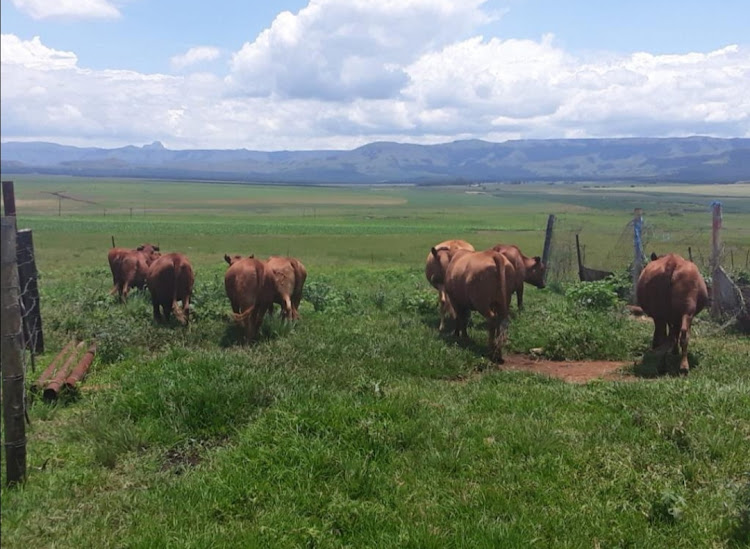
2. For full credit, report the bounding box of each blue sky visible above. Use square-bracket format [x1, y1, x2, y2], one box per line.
[1, 0, 748, 150]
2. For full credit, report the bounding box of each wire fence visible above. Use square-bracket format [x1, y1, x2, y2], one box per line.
[546, 211, 749, 286]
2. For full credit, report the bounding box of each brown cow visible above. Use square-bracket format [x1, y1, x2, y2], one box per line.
[491, 244, 546, 310]
[108, 243, 160, 301]
[442, 249, 515, 363]
[224, 254, 276, 341]
[636, 252, 708, 374]
[265, 256, 308, 320]
[147, 253, 194, 324]
[425, 239, 475, 330]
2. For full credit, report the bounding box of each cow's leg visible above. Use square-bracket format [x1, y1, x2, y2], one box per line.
[516, 285, 524, 311]
[291, 294, 302, 320]
[484, 311, 500, 361]
[678, 314, 692, 374]
[281, 296, 293, 320]
[121, 281, 130, 302]
[152, 302, 162, 323]
[244, 314, 254, 342]
[164, 301, 172, 322]
[668, 322, 680, 354]
[651, 318, 667, 349]
[438, 291, 446, 331]
[183, 295, 191, 325]
[248, 307, 261, 341]
[456, 308, 470, 340]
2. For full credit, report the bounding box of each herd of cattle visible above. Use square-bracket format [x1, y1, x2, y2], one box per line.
[107, 244, 307, 340]
[108, 238, 708, 374]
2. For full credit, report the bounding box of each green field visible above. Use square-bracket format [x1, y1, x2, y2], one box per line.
[2, 175, 749, 548]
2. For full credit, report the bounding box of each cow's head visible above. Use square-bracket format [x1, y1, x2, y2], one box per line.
[526, 256, 547, 289]
[430, 246, 453, 282]
[137, 243, 161, 264]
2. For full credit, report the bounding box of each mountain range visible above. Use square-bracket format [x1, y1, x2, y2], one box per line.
[1, 137, 748, 184]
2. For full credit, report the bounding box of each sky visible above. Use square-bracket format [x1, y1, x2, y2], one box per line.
[1, 0, 749, 151]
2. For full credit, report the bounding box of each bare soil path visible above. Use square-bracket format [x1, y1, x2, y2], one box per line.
[498, 354, 636, 384]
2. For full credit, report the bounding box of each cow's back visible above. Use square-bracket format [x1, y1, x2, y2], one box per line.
[225, 257, 272, 312]
[108, 247, 129, 267]
[171, 254, 195, 301]
[292, 258, 307, 297]
[425, 239, 475, 289]
[147, 254, 176, 304]
[671, 259, 708, 319]
[266, 256, 297, 300]
[446, 250, 511, 309]
[637, 254, 707, 321]
[492, 244, 524, 291]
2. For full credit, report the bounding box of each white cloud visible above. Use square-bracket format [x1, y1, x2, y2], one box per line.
[226, 0, 492, 100]
[1, 1, 749, 153]
[170, 47, 222, 71]
[11, 0, 120, 20]
[1, 35, 77, 70]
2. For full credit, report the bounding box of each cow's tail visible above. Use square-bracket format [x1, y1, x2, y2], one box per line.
[233, 307, 254, 324]
[491, 252, 511, 345]
[664, 256, 678, 286]
[170, 258, 187, 324]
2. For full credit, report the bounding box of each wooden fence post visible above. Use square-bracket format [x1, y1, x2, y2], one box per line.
[1, 216, 27, 486]
[541, 214, 555, 284]
[2, 181, 17, 218]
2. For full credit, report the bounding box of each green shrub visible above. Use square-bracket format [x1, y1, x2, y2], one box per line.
[400, 289, 436, 314]
[303, 281, 339, 312]
[565, 279, 619, 310]
[734, 270, 750, 285]
[372, 289, 387, 310]
[509, 296, 649, 361]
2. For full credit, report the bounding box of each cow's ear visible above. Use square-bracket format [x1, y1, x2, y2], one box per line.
[154, 246, 160, 251]
[650, 252, 658, 261]
[136, 245, 144, 251]
[249, 254, 255, 259]
[431, 247, 439, 258]
[534, 256, 541, 263]
[224, 254, 231, 265]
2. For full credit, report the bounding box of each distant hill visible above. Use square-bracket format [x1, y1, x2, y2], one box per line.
[1, 137, 748, 184]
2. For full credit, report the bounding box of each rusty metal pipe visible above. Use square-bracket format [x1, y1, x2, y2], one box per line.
[64, 344, 97, 391]
[32, 340, 76, 393]
[43, 341, 85, 401]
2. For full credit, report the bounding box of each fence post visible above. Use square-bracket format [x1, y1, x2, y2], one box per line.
[1, 216, 27, 486]
[2, 181, 17, 218]
[632, 208, 644, 303]
[541, 214, 555, 284]
[711, 201, 722, 318]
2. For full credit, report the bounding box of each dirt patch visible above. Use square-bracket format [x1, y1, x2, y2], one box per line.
[498, 354, 636, 384]
[162, 447, 203, 474]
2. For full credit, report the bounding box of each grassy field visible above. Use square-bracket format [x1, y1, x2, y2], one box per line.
[1, 175, 749, 548]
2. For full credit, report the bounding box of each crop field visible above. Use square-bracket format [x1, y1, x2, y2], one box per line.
[2, 175, 750, 548]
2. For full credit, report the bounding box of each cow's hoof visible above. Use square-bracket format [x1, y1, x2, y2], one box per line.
[679, 368, 689, 376]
